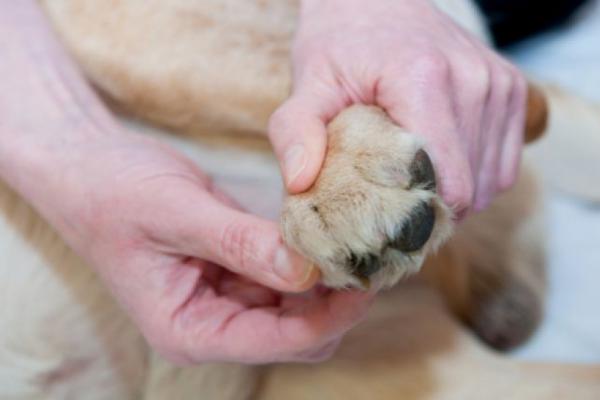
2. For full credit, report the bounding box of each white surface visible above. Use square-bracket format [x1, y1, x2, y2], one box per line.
[506, 0, 600, 363]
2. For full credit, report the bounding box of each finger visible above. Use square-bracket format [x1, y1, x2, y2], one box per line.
[268, 87, 343, 194]
[191, 289, 373, 363]
[295, 337, 342, 363]
[378, 60, 474, 217]
[498, 75, 528, 191]
[162, 188, 320, 293]
[218, 272, 281, 308]
[473, 65, 514, 211]
[446, 54, 490, 169]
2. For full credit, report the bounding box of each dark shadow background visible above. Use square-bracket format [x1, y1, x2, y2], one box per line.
[475, 0, 590, 46]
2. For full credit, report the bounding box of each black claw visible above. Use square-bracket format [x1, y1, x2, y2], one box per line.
[348, 253, 381, 279]
[390, 202, 435, 253]
[409, 149, 436, 191]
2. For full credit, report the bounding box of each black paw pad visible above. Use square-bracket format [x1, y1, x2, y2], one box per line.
[390, 202, 435, 253]
[409, 149, 436, 191]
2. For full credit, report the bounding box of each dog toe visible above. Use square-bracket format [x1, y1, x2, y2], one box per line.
[348, 253, 381, 280]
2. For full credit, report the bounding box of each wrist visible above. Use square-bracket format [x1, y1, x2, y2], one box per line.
[0, 0, 121, 197]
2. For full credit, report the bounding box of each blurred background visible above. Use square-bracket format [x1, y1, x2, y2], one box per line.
[488, 0, 600, 363]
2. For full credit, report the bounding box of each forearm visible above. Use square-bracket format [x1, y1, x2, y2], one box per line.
[0, 0, 118, 200]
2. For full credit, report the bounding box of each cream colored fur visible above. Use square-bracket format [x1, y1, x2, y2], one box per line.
[0, 0, 599, 399]
[282, 106, 453, 289]
[39, 0, 488, 142]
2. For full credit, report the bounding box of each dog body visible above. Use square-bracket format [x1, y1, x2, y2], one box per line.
[1, 0, 599, 399]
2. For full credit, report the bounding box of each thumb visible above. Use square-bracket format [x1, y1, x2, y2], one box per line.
[268, 92, 335, 193]
[169, 191, 320, 293]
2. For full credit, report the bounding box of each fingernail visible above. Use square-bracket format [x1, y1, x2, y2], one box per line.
[274, 247, 318, 289]
[283, 144, 306, 187]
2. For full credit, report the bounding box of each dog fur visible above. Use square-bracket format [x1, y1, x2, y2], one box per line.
[281, 105, 453, 289]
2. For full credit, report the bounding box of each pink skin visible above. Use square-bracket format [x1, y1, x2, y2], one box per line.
[270, 0, 528, 217]
[0, 1, 372, 364]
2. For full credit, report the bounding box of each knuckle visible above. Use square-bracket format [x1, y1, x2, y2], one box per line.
[410, 50, 451, 82]
[268, 104, 292, 138]
[472, 60, 492, 89]
[219, 222, 260, 271]
[462, 59, 492, 99]
[492, 67, 515, 96]
[302, 54, 331, 76]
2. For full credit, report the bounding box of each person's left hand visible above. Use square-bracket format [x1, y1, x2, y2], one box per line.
[0, 0, 374, 366]
[7, 128, 373, 365]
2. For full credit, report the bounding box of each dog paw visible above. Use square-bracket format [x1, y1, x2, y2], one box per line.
[281, 105, 454, 289]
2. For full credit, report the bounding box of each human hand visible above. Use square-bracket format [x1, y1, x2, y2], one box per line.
[269, 0, 528, 218]
[8, 131, 372, 364]
[0, 0, 372, 364]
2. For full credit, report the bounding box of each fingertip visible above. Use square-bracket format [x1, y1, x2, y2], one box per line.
[445, 192, 472, 222]
[281, 143, 309, 191]
[498, 165, 518, 192]
[272, 247, 321, 293]
[439, 173, 475, 221]
[268, 98, 328, 194]
[281, 125, 327, 194]
[472, 194, 492, 213]
[284, 151, 324, 194]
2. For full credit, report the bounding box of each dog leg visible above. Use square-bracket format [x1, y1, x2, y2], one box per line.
[423, 167, 546, 350]
[142, 353, 260, 400]
[257, 282, 600, 400]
